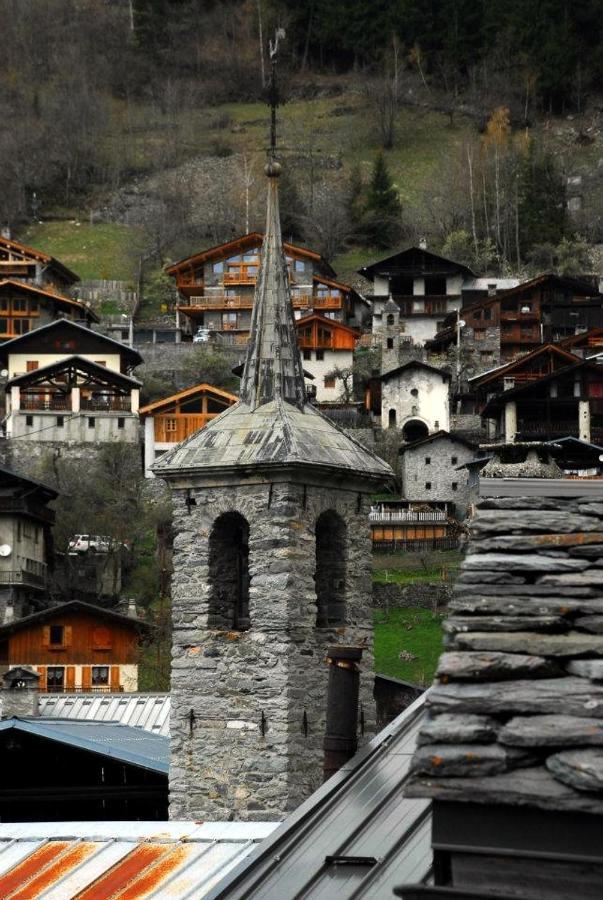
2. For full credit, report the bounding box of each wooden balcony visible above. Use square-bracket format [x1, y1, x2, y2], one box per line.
[298, 336, 334, 349]
[154, 413, 218, 443]
[181, 295, 252, 310]
[224, 270, 257, 285]
[21, 394, 71, 411]
[81, 396, 132, 412]
[313, 295, 343, 309]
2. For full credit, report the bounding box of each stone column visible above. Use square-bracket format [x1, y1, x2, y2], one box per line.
[144, 416, 155, 478]
[131, 388, 140, 414]
[71, 387, 80, 412]
[504, 400, 517, 442]
[579, 399, 591, 443]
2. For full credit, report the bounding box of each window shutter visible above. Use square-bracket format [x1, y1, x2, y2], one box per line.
[92, 626, 111, 650]
[82, 666, 91, 690]
[37, 666, 47, 690]
[42, 626, 50, 648]
[64, 626, 72, 647]
[66, 666, 75, 690]
[110, 667, 121, 691]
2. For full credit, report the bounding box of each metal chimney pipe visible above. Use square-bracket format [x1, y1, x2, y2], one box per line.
[323, 645, 363, 782]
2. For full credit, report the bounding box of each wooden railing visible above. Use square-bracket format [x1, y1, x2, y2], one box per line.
[298, 337, 333, 349]
[369, 510, 448, 522]
[81, 396, 132, 412]
[183, 295, 251, 309]
[154, 413, 218, 442]
[313, 295, 342, 309]
[21, 394, 71, 411]
[224, 270, 258, 284]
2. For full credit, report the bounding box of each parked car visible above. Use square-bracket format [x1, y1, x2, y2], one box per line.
[193, 327, 211, 343]
[68, 535, 113, 554]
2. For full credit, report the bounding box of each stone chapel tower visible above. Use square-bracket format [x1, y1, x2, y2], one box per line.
[154, 160, 393, 822]
[381, 294, 401, 374]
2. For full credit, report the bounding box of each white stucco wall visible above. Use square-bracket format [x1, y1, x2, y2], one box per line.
[0, 515, 45, 582]
[399, 317, 440, 344]
[8, 352, 123, 379]
[381, 364, 450, 432]
[7, 410, 140, 443]
[302, 348, 353, 402]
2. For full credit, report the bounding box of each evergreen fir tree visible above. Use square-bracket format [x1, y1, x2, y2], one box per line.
[518, 141, 568, 255]
[362, 153, 401, 249]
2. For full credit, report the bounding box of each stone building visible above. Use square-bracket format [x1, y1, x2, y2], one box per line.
[154, 159, 392, 821]
[380, 360, 451, 439]
[398, 430, 476, 519]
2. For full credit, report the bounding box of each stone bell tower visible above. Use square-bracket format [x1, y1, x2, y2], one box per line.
[381, 294, 401, 374]
[155, 157, 392, 820]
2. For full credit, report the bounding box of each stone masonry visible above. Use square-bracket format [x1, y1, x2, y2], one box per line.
[169, 479, 376, 821]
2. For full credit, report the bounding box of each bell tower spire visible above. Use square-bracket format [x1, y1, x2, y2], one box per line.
[239, 29, 306, 410]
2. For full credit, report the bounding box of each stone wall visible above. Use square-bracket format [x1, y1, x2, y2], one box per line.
[399, 434, 476, 518]
[169, 481, 376, 822]
[0, 439, 143, 482]
[373, 581, 452, 612]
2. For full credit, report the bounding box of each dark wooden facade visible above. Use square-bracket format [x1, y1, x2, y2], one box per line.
[0, 235, 79, 292]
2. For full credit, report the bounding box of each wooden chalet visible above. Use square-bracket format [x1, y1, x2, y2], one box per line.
[462, 273, 603, 360]
[0, 234, 79, 292]
[557, 325, 603, 356]
[469, 343, 582, 412]
[0, 279, 98, 341]
[166, 232, 363, 343]
[369, 500, 460, 551]
[481, 358, 603, 443]
[139, 382, 238, 476]
[1, 319, 143, 444]
[0, 600, 148, 692]
[295, 313, 359, 401]
[0, 468, 57, 615]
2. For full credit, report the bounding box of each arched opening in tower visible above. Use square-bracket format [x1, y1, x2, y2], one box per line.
[402, 419, 429, 442]
[208, 512, 250, 630]
[315, 510, 347, 627]
[388, 408, 397, 428]
[386, 314, 395, 326]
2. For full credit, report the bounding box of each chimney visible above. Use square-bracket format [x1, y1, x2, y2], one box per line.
[1, 668, 40, 719]
[1, 225, 11, 241]
[419, 237, 427, 250]
[323, 646, 363, 782]
[127, 598, 138, 618]
[4, 604, 14, 625]
[487, 282, 497, 297]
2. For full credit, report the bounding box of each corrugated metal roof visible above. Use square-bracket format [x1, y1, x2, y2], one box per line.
[38, 693, 171, 736]
[0, 717, 168, 773]
[206, 693, 432, 899]
[0, 821, 278, 899]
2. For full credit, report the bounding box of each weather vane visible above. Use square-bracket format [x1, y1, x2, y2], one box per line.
[268, 28, 286, 160]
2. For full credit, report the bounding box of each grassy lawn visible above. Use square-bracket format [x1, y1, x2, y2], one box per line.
[19, 222, 144, 282]
[374, 607, 445, 686]
[373, 549, 463, 583]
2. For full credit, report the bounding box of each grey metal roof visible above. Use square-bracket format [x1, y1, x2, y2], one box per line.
[206, 694, 431, 899]
[0, 821, 278, 898]
[38, 692, 171, 736]
[153, 168, 393, 485]
[0, 717, 168, 773]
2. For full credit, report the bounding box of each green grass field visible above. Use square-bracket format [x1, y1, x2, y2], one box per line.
[19, 222, 144, 282]
[374, 607, 445, 685]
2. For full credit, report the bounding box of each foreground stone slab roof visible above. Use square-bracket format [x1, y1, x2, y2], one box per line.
[406, 482, 603, 813]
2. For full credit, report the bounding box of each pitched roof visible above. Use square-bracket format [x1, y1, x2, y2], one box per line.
[166, 231, 335, 277]
[398, 429, 477, 453]
[460, 272, 603, 317]
[0, 717, 167, 773]
[380, 360, 452, 383]
[358, 245, 475, 280]
[295, 312, 360, 336]
[0, 465, 58, 501]
[0, 278, 99, 322]
[557, 326, 603, 349]
[206, 695, 432, 900]
[6, 354, 142, 390]
[481, 359, 603, 415]
[0, 318, 141, 367]
[468, 344, 581, 387]
[154, 167, 393, 485]
[0, 235, 79, 284]
[0, 600, 149, 636]
[0, 821, 277, 899]
[139, 382, 238, 416]
[39, 692, 171, 736]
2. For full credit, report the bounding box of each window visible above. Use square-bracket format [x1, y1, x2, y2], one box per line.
[117, 417, 125, 429]
[425, 457, 431, 464]
[213, 261, 223, 274]
[12, 297, 27, 313]
[386, 338, 394, 349]
[474, 329, 485, 341]
[56, 416, 64, 427]
[92, 666, 109, 686]
[303, 349, 311, 360]
[26, 415, 33, 427]
[474, 310, 482, 320]
[47, 667, 64, 692]
[49, 625, 64, 646]
[295, 259, 305, 272]
[388, 409, 397, 428]
[411, 388, 419, 397]
[434, 420, 439, 429]
[13, 319, 30, 334]
[208, 512, 250, 630]
[316, 350, 324, 361]
[451, 456, 458, 465]
[315, 510, 346, 627]
[386, 314, 395, 326]
[26, 361, 38, 372]
[0, 297, 7, 311]
[484, 308, 492, 320]
[452, 482, 458, 491]
[164, 418, 177, 433]
[94, 360, 106, 367]
[425, 482, 432, 490]
[88, 417, 95, 428]
[29, 300, 38, 313]
[0, 318, 8, 333]
[324, 376, 336, 388]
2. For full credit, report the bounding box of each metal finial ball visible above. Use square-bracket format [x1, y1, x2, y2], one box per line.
[265, 160, 282, 178]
